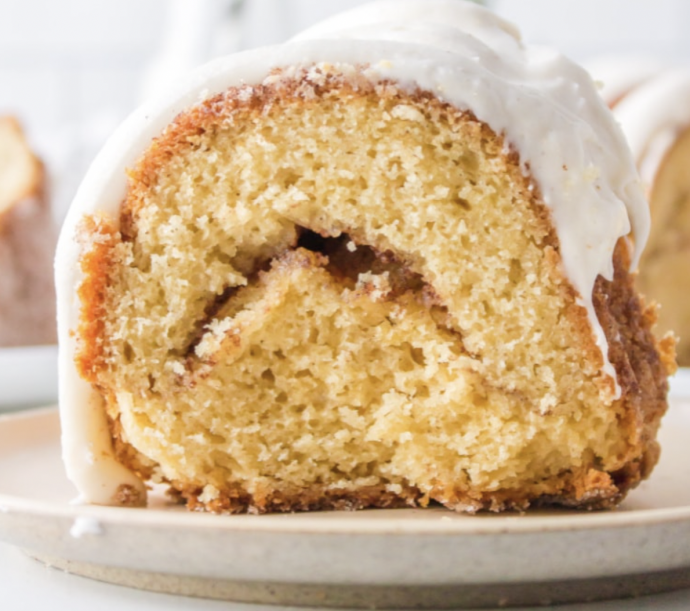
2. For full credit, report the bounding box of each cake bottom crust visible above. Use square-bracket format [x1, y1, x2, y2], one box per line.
[172, 458, 647, 515]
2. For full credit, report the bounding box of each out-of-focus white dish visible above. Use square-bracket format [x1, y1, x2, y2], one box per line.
[0, 401, 689, 608]
[0, 346, 58, 412]
[670, 367, 690, 399]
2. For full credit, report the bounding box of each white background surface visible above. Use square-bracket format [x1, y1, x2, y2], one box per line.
[1, 541, 690, 611]
[3, 0, 690, 219]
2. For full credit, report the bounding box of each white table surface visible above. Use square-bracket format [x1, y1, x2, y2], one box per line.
[1, 540, 689, 611]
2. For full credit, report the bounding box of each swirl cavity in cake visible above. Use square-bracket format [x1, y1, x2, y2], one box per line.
[56, 0, 671, 512]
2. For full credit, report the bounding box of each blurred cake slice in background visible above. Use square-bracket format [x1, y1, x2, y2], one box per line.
[590, 61, 690, 366]
[586, 56, 664, 108]
[0, 116, 57, 346]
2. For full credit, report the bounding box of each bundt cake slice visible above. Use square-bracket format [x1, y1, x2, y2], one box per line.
[0, 116, 57, 346]
[57, 0, 674, 513]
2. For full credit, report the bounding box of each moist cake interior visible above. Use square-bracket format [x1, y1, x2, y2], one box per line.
[75, 70, 670, 512]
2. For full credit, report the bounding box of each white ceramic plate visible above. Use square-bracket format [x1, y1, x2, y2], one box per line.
[0, 345, 58, 412]
[0, 402, 689, 608]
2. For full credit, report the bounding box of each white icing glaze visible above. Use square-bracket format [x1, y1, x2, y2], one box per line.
[613, 69, 690, 187]
[69, 516, 104, 539]
[56, 0, 648, 505]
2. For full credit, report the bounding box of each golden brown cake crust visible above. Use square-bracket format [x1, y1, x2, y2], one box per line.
[75, 72, 674, 514]
[592, 242, 675, 484]
[75, 215, 119, 382]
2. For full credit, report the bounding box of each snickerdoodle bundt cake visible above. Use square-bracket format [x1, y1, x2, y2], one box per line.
[593, 64, 690, 365]
[57, 0, 674, 514]
[0, 116, 57, 346]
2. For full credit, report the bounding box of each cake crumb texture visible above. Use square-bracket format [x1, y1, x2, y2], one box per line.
[75, 68, 672, 513]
